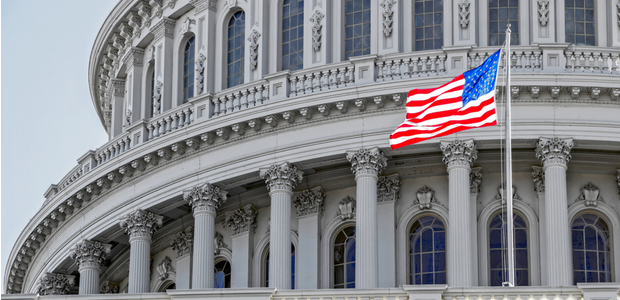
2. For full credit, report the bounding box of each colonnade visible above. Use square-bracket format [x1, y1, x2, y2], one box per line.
[65, 137, 575, 294]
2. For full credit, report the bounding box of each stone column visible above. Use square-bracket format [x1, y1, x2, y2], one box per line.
[260, 162, 303, 289]
[377, 174, 400, 288]
[345, 148, 388, 289]
[440, 139, 477, 287]
[469, 167, 482, 286]
[70, 240, 112, 294]
[170, 227, 194, 290]
[225, 204, 257, 288]
[120, 209, 163, 293]
[536, 137, 573, 286]
[36, 273, 75, 295]
[184, 182, 227, 289]
[293, 186, 325, 289]
[532, 165, 547, 285]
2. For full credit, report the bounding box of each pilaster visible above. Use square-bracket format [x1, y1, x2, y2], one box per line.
[532, 165, 546, 285]
[469, 166, 482, 286]
[110, 79, 126, 138]
[304, 1, 331, 67]
[293, 186, 325, 289]
[170, 227, 194, 289]
[376, 174, 400, 288]
[225, 204, 257, 288]
[346, 147, 387, 289]
[122, 47, 145, 126]
[440, 139, 476, 287]
[535, 137, 573, 286]
[69, 240, 112, 295]
[149, 18, 176, 112]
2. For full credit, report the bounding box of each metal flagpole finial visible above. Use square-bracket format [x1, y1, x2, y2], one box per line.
[506, 23, 511, 33]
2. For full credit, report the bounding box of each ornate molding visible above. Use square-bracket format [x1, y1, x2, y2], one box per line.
[119, 209, 163, 240]
[184, 182, 227, 214]
[537, 0, 549, 26]
[440, 139, 477, 169]
[37, 273, 75, 295]
[259, 162, 303, 193]
[469, 167, 482, 193]
[179, 17, 195, 34]
[494, 184, 522, 205]
[190, 0, 217, 14]
[152, 74, 163, 115]
[100, 281, 120, 294]
[458, 0, 470, 29]
[225, 204, 257, 235]
[122, 47, 145, 67]
[414, 185, 438, 210]
[214, 231, 229, 255]
[157, 256, 175, 281]
[137, 3, 152, 28]
[150, 18, 176, 40]
[309, 10, 324, 51]
[247, 29, 261, 70]
[170, 227, 193, 257]
[337, 196, 356, 220]
[293, 186, 325, 217]
[535, 137, 574, 167]
[577, 182, 604, 207]
[195, 45, 207, 94]
[346, 147, 387, 178]
[532, 166, 545, 193]
[380, 0, 396, 36]
[69, 239, 111, 271]
[377, 174, 400, 202]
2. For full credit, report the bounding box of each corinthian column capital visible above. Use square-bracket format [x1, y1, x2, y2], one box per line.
[170, 227, 193, 258]
[225, 204, 257, 235]
[293, 186, 325, 217]
[536, 137, 574, 168]
[184, 183, 228, 215]
[37, 273, 75, 295]
[440, 139, 477, 170]
[119, 209, 163, 241]
[259, 162, 303, 193]
[69, 240, 112, 271]
[346, 147, 387, 179]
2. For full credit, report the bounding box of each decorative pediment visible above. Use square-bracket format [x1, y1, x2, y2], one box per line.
[336, 196, 356, 220]
[414, 186, 438, 210]
[157, 256, 175, 281]
[577, 182, 604, 207]
[377, 174, 400, 202]
[494, 184, 522, 205]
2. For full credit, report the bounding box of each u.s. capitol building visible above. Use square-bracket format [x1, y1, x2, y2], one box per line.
[4, 0, 620, 299]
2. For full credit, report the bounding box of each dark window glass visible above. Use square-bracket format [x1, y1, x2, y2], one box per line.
[214, 260, 231, 288]
[183, 36, 195, 102]
[282, 0, 304, 71]
[414, 0, 443, 50]
[264, 245, 296, 288]
[227, 11, 245, 88]
[344, 0, 370, 60]
[489, 0, 519, 46]
[409, 216, 446, 284]
[489, 213, 529, 286]
[150, 68, 155, 117]
[333, 225, 356, 288]
[565, 0, 595, 46]
[572, 214, 611, 284]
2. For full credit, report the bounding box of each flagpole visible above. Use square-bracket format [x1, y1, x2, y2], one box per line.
[504, 24, 516, 287]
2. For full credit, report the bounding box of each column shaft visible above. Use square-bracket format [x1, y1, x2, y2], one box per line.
[78, 267, 100, 295]
[193, 211, 215, 289]
[544, 164, 571, 286]
[355, 174, 379, 288]
[447, 166, 472, 287]
[128, 238, 151, 293]
[269, 190, 292, 289]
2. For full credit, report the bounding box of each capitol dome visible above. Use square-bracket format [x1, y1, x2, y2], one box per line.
[4, 0, 620, 298]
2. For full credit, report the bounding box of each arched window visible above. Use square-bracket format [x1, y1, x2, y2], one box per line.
[263, 245, 296, 288]
[572, 214, 611, 283]
[414, 0, 443, 50]
[489, 212, 529, 286]
[150, 66, 155, 117]
[333, 225, 356, 288]
[159, 282, 175, 292]
[183, 36, 195, 102]
[282, 0, 304, 71]
[409, 216, 446, 284]
[565, 0, 595, 46]
[227, 11, 245, 88]
[214, 259, 231, 288]
[344, 0, 371, 60]
[489, 0, 519, 46]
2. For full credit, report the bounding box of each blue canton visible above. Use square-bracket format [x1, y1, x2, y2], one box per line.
[462, 49, 501, 107]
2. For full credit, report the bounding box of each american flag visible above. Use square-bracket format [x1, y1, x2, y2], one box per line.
[389, 49, 501, 150]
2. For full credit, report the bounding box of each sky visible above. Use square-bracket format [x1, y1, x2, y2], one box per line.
[1, 0, 119, 292]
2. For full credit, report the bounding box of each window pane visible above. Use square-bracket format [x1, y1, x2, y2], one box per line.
[281, 0, 304, 71]
[489, 213, 529, 286]
[344, 0, 371, 59]
[565, 2, 595, 46]
[414, 0, 443, 50]
[572, 214, 611, 284]
[227, 11, 245, 88]
[409, 216, 446, 284]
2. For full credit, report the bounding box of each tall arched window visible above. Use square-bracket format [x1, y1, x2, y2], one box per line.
[489, 0, 519, 46]
[333, 225, 356, 288]
[572, 214, 611, 283]
[409, 216, 446, 284]
[414, 0, 443, 50]
[489, 212, 529, 286]
[183, 36, 195, 102]
[227, 11, 245, 88]
[282, 0, 304, 71]
[214, 259, 231, 288]
[263, 245, 296, 288]
[565, 0, 595, 46]
[344, 0, 371, 60]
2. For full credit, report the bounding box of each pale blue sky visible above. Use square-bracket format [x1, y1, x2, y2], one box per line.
[2, 1, 119, 292]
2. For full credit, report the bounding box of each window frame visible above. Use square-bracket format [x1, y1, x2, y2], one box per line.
[412, 0, 444, 51]
[570, 212, 613, 284]
[343, 0, 372, 60]
[487, 210, 530, 286]
[214, 258, 232, 288]
[487, 0, 520, 46]
[226, 10, 246, 89]
[563, 0, 596, 46]
[280, 0, 305, 71]
[407, 214, 447, 285]
[182, 35, 196, 103]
